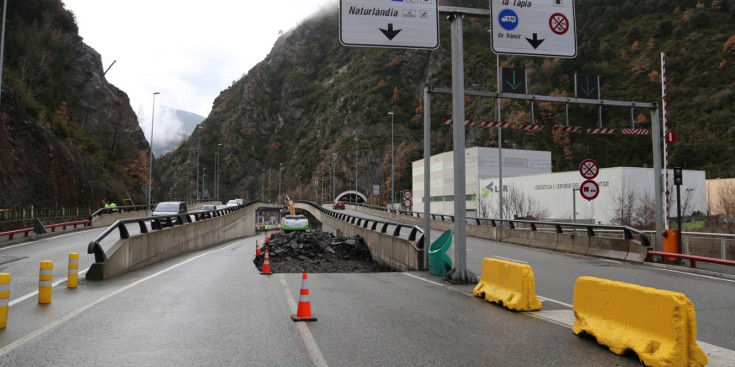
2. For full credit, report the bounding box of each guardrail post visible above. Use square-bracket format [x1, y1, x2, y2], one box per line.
[0, 273, 9, 328]
[68, 253, 79, 288]
[39, 261, 53, 304]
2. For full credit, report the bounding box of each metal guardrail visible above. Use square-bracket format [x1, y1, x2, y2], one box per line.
[0, 207, 92, 221]
[355, 203, 651, 247]
[89, 200, 219, 219]
[87, 202, 255, 263]
[298, 201, 426, 249]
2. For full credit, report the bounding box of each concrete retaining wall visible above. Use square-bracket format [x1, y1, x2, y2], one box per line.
[87, 206, 256, 280]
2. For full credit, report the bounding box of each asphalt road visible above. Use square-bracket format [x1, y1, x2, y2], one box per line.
[0, 213, 733, 366]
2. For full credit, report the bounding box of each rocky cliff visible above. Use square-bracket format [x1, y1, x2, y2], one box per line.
[0, 1, 151, 208]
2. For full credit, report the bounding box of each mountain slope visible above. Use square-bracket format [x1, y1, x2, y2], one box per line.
[0, 0, 152, 208]
[157, 0, 735, 204]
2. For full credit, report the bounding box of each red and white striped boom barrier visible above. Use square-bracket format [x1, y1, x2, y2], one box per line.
[517, 124, 545, 131]
[553, 126, 583, 133]
[620, 128, 650, 135]
[587, 128, 617, 134]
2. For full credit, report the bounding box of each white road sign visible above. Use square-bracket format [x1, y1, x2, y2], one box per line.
[490, 0, 577, 57]
[340, 0, 439, 49]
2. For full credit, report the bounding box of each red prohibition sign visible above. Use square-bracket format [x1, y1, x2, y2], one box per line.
[579, 159, 599, 179]
[549, 13, 569, 35]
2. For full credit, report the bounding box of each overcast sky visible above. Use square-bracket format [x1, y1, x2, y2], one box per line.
[64, 0, 338, 145]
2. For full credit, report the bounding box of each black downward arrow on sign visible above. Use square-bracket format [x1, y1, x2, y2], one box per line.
[526, 33, 545, 49]
[380, 23, 402, 41]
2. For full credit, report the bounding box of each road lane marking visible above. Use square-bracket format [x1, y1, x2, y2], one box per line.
[9, 267, 90, 306]
[0, 239, 246, 357]
[493, 256, 527, 264]
[278, 274, 328, 367]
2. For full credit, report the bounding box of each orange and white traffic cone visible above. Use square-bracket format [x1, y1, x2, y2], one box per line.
[260, 249, 272, 275]
[256, 240, 261, 256]
[264, 234, 269, 244]
[291, 273, 317, 321]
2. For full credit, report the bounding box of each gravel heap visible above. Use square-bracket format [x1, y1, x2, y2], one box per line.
[253, 231, 394, 273]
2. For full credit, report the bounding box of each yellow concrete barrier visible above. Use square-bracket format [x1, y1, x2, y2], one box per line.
[68, 253, 79, 288]
[472, 258, 542, 311]
[39, 260, 53, 304]
[0, 273, 9, 328]
[572, 276, 707, 367]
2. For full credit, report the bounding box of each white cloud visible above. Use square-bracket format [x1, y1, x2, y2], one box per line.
[64, 0, 338, 143]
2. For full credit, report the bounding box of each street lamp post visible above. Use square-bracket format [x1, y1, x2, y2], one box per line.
[195, 125, 201, 201]
[388, 111, 394, 209]
[278, 163, 283, 201]
[298, 175, 302, 200]
[354, 137, 358, 203]
[148, 92, 160, 208]
[261, 169, 265, 202]
[216, 143, 222, 200]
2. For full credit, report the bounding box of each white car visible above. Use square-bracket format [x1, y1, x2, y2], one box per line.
[226, 199, 243, 207]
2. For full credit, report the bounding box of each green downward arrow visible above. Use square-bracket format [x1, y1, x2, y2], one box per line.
[506, 70, 523, 91]
[580, 76, 596, 97]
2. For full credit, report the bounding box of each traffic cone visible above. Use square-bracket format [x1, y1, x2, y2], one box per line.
[291, 273, 317, 321]
[256, 240, 261, 256]
[260, 249, 272, 275]
[264, 234, 269, 244]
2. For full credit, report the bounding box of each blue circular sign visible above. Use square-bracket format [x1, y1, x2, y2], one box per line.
[498, 9, 519, 31]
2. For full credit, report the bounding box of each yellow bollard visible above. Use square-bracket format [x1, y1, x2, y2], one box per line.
[67, 253, 79, 288]
[39, 261, 53, 304]
[0, 273, 10, 328]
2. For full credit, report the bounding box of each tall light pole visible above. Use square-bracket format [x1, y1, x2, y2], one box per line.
[331, 152, 337, 201]
[354, 137, 358, 203]
[148, 92, 160, 208]
[216, 143, 222, 200]
[388, 111, 395, 209]
[0, 0, 8, 113]
[196, 126, 201, 201]
[278, 163, 283, 201]
[261, 169, 265, 202]
[298, 175, 302, 200]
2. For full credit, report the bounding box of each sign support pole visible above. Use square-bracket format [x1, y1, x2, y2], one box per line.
[423, 87, 431, 271]
[447, 12, 475, 284]
[652, 106, 664, 251]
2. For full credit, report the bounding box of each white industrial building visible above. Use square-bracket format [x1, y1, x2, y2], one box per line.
[411, 147, 707, 225]
[478, 167, 707, 225]
[411, 147, 552, 215]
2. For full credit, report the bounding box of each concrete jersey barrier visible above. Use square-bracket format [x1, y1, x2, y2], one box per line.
[473, 258, 542, 312]
[572, 276, 708, 367]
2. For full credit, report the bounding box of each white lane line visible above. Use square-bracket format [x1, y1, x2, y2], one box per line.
[493, 256, 527, 264]
[0, 240, 244, 357]
[537, 296, 573, 308]
[278, 274, 328, 367]
[648, 265, 735, 284]
[9, 267, 91, 307]
[402, 272, 446, 287]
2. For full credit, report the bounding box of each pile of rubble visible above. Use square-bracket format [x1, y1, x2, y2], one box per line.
[253, 231, 394, 273]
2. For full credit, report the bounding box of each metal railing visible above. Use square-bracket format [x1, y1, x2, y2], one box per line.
[353, 203, 650, 247]
[0, 207, 92, 221]
[87, 202, 254, 262]
[299, 201, 425, 249]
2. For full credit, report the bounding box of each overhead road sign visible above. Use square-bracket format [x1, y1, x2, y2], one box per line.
[490, 0, 577, 57]
[340, 0, 439, 49]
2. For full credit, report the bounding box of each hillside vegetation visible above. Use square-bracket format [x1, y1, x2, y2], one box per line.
[159, 0, 735, 205]
[0, 0, 151, 208]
